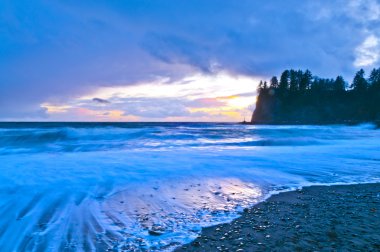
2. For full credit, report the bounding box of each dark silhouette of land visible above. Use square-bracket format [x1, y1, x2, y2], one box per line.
[251, 68, 380, 125]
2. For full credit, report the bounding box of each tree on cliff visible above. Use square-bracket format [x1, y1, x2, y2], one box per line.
[289, 70, 300, 92]
[300, 70, 312, 91]
[270, 76, 279, 89]
[351, 69, 368, 92]
[369, 68, 380, 90]
[333, 76, 346, 92]
[251, 68, 380, 124]
[279, 70, 290, 91]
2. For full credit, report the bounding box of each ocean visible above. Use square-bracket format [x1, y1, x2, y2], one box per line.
[0, 122, 379, 251]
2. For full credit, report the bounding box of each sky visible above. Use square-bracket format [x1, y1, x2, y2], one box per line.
[1, 0, 380, 122]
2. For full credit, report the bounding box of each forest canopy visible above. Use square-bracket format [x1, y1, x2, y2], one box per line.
[251, 68, 380, 124]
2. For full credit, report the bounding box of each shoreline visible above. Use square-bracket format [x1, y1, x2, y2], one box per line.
[176, 183, 380, 251]
[241, 121, 380, 127]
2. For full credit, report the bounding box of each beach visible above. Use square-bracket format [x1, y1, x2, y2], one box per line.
[176, 183, 380, 251]
[1, 123, 380, 251]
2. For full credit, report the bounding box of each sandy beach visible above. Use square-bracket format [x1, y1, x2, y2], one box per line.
[176, 183, 380, 251]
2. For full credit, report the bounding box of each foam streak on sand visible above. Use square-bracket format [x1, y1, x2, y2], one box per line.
[0, 123, 380, 251]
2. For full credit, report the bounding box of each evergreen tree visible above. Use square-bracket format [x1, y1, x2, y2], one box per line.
[326, 78, 335, 91]
[269, 76, 279, 89]
[368, 68, 380, 120]
[311, 77, 321, 91]
[252, 67, 380, 124]
[257, 80, 264, 92]
[289, 69, 299, 91]
[263, 81, 268, 90]
[351, 69, 368, 92]
[300, 70, 312, 91]
[369, 68, 380, 90]
[333, 76, 346, 91]
[279, 70, 290, 91]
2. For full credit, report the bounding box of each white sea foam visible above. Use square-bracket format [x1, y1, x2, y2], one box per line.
[0, 123, 379, 251]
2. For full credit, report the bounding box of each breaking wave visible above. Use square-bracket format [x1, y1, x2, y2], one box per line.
[0, 122, 379, 251]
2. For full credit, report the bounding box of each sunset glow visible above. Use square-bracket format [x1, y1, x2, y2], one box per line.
[41, 72, 259, 122]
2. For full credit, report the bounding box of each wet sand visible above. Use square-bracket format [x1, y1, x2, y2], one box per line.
[176, 183, 380, 251]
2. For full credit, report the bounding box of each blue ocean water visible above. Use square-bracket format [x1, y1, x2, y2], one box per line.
[0, 122, 380, 251]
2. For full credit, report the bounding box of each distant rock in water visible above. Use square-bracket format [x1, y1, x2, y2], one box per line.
[251, 68, 380, 125]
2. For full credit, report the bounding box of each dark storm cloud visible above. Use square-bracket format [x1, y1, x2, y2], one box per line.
[0, 0, 379, 118]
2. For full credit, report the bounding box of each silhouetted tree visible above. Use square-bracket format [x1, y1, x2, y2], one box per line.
[279, 70, 290, 91]
[300, 70, 312, 91]
[351, 69, 368, 92]
[333, 76, 346, 91]
[257, 80, 264, 92]
[251, 68, 380, 125]
[368, 68, 380, 120]
[289, 70, 299, 92]
[270, 76, 279, 89]
[311, 77, 329, 91]
[263, 81, 268, 90]
[369, 68, 380, 90]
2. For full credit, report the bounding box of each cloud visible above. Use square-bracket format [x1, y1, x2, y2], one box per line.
[38, 72, 257, 121]
[1, 0, 380, 119]
[186, 98, 226, 108]
[92, 98, 110, 104]
[346, 0, 380, 23]
[85, 97, 213, 119]
[354, 34, 380, 67]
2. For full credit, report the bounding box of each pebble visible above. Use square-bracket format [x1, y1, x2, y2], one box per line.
[148, 230, 164, 236]
[192, 241, 201, 247]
